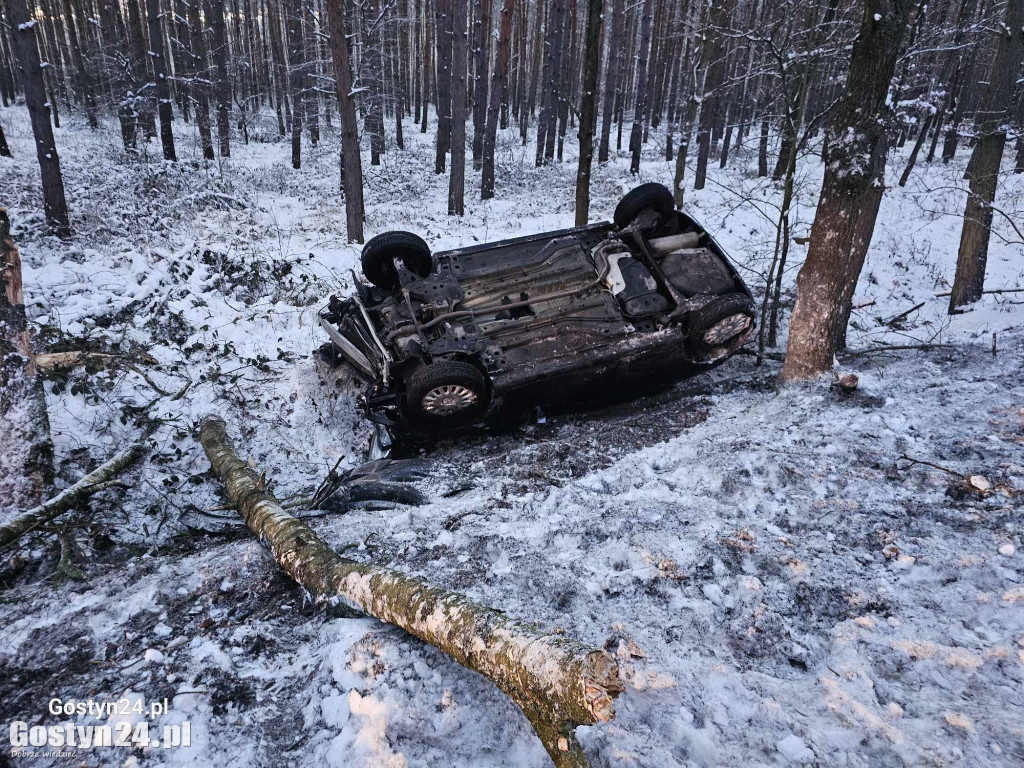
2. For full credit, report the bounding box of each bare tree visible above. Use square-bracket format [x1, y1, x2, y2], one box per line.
[325, 0, 365, 241]
[948, 0, 1023, 311]
[5, 0, 71, 235]
[448, 0, 468, 214]
[146, 0, 178, 160]
[781, 0, 915, 382]
[574, 0, 603, 223]
[481, 0, 515, 199]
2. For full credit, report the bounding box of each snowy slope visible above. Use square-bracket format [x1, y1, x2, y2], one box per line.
[0, 108, 1021, 767]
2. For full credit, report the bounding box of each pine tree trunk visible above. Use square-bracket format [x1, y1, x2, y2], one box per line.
[435, 0, 454, 172]
[470, 0, 491, 168]
[574, 0, 602, 224]
[597, 0, 621, 163]
[448, 0, 468, 214]
[693, 0, 730, 190]
[6, 0, 71, 235]
[421, 0, 432, 133]
[208, 0, 232, 157]
[780, 0, 915, 382]
[480, 0, 514, 199]
[324, 0, 364, 242]
[187, 0, 216, 159]
[62, 0, 98, 128]
[146, 0, 177, 160]
[949, 0, 1022, 311]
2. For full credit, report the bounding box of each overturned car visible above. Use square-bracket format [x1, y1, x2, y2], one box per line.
[319, 183, 755, 453]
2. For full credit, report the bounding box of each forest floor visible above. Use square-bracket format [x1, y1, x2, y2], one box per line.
[1, 107, 1022, 768]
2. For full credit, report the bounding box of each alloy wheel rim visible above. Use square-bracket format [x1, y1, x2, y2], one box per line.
[422, 384, 478, 415]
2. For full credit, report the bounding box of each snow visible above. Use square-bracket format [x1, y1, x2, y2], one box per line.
[0, 106, 1022, 768]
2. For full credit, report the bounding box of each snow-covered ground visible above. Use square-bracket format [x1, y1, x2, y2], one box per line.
[1, 107, 1022, 768]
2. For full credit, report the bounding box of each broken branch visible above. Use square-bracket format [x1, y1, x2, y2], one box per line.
[196, 415, 622, 768]
[0, 442, 148, 548]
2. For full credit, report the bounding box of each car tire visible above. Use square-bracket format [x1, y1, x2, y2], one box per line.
[404, 360, 490, 426]
[613, 183, 676, 229]
[361, 231, 433, 290]
[688, 294, 756, 353]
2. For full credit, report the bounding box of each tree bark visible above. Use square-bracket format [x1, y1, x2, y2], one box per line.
[208, 0, 232, 157]
[897, 110, 933, 186]
[693, 0, 730, 190]
[480, 0, 514, 199]
[597, 0, 622, 163]
[470, 0, 491, 168]
[0, 208, 52, 512]
[948, 0, 1023, 311]
[197, 415, 622, 768]
[448, 0, 468, 214]
[0, 440, 146, 548]
[324, 0, 365, 242]
[573, 0, 602, 224]
[435, 0, 454, 172]
[187, 0, 216, 159]
[780, 0, 915, 382]
[62, 0, 98, 128]
[146, 0, 177, 160]
[6, 0, 71, 235]
[286, 0, 305, 168]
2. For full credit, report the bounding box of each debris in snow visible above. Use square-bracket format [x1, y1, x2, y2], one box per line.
[837, 372, 859, 391]
[144, 648, 165, 665]
[966, 475, 992, 494]
[776, 733, 815, 762]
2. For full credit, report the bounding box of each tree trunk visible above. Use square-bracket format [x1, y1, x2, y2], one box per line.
[146, 0, 177, 160]
[470, 0, 491, 168]
[573, 0, 602, 224]
[324, 0, 365, 242]
[481, 0, 514, 199]
[448, 0, 468, 214]
[421, 0, 432, 133]
[693, 0, 730, 190]
[6, 0, 71, 235]
[62, 0, 98, 128]
[597, 0, 622, 163]
[287, 0, 305, 168]
[187, 0, 216, 159]
[208, 0, 232, 157]
[435, 0, 454, 173]
[949, 0, 1023, 311]
[622, 0, 647, 174]
[197, 415, 623, 768]
[780, 0, 915, 382]
[0, 208, 53, 512]
[898, 110, 933, 186]
[0, 121, 10, 156]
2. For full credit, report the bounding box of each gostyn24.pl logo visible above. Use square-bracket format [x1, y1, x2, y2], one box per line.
[9, 697, 191, 753]
[10, 720, 191, 751]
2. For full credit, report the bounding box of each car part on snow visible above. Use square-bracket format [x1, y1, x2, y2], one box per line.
[612, 182, 676, 229]
[197, 415, 624, 768]
[361, 230, 434, 290]
[404, 359, 490, 425]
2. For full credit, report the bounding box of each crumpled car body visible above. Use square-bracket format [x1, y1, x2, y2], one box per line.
[319, 184, 755, 454]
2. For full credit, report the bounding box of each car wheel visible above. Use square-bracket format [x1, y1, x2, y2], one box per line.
[404, 360, 490, 426]
[688, 294, 756, 354]
[613, 183, 676, 229]
[361, 231, 433, 290]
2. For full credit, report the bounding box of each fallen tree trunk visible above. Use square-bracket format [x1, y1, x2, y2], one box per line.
[0, 442, 148, 548]
[197, 415, 622, 768]
[0, 208, 53, 509]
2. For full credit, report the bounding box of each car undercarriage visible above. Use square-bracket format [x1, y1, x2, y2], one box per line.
[319, 183, 756, 454]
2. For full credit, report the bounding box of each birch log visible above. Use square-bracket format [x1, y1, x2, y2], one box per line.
[197, 415, 623, 768]
[0, 442, 148, 548]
